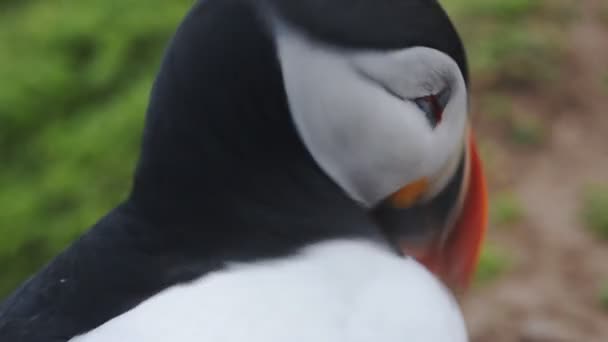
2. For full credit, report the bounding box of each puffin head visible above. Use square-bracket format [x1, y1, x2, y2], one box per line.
[130, 0, 487, 293]
[269, 0, 488, 292]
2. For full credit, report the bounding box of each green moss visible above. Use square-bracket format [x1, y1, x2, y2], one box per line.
[510, 115, 546, 146]
[443, 0, 565, 88]
[491, 192, 525, 227]
[600, 5, 608, 26]
[582, 185, 608, 240]
[600, 282, 608, 311]
[0, 0, 193, 299]
[0, 0, 193, 157]
[474, 244, 511, 286]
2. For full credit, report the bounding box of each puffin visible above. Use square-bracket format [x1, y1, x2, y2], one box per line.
[0, 0, 488, 341]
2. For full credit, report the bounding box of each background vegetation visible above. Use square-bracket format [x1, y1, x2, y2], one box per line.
[0, 0, 193, 296]
[1, 0, 607, 340]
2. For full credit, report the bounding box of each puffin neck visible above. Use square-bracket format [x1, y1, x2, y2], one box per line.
[125, 0, 378, 259]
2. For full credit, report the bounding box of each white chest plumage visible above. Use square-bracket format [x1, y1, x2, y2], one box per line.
[70, 240, 467, 342]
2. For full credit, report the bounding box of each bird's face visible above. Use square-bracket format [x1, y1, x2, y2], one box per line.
[274, 23, 487, 292]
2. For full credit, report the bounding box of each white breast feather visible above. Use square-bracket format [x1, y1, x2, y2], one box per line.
[70, 240, 467, 342]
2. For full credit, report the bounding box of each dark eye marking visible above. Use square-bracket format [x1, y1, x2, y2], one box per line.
[354, 68, 451, 129]
[413, 87, 450, 128]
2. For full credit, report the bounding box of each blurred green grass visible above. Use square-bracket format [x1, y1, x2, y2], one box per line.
[491, 192, 525, 227]
[582, 185, 608, 240]
[0, 0, 194, 297]
[442, 0, 568, 89]
[474, 244, 511, 287]
[600, 282, 608, 311]
[0, 0, 570, 298]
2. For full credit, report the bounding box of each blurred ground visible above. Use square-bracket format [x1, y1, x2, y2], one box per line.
[459, 1, 608, 341]
[1, 0, 607, 341]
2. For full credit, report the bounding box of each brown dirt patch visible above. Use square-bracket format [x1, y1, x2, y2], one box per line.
[464, 1, 608, 341]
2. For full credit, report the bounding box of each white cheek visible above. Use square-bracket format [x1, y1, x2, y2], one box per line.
[274, 26, 468, 207]
[352, 47, 469, 189]
[276, 33, 436, 206]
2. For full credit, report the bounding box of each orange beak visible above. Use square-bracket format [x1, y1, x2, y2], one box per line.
[415, 132, 488, 292]
[372, 131, 488, 294]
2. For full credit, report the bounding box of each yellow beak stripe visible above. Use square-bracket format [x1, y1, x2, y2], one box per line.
[389, 178, 429, 208]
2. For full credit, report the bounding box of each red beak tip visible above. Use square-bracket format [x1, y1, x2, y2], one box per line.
[426, 132, 489, 292]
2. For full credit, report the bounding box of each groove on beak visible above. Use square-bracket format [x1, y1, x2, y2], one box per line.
[414, 132, 488, 292]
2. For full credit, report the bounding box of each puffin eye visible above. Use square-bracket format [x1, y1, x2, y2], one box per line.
[413, 87, 450, 128]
